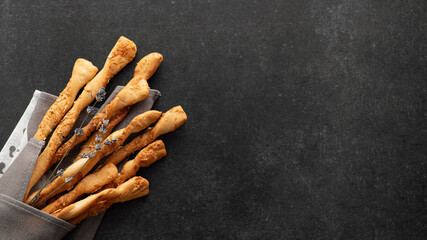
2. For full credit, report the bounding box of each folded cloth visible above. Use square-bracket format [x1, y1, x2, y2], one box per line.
[0, 87, 160, 240]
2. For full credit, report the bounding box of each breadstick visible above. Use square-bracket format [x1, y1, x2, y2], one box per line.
[52, 177, 149, 224]
[25, 111, 161, 206]
[106, 140, 166, 189]
[70, 108, 129, 164]
[52, 53, 163, 165]
[73, 108, 128, 162]
[104, 128, 152, 165]
[26, 157, 89, 205]
[105, 106, 187, 166]
[34, 59, 98, 141]
[150, 106, 188, 140]
[25, 36, 137, 200]
[41, 163, 118, 214]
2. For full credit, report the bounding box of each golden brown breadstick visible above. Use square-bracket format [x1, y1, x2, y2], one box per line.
[106, 140, 166, 189]
[104, 106, 187, 166]
[34, 59, 98, 141]
[52, 177, 149, 224]
[41, 163, 118, 214]
[104, 128, 152, 165]
[69, 108, 129, 164]
[25, 36, 137, 200]
[150, 106, 188, 140]
[25, 111, 161, 206]
[26, 157, 89, 205]
[52, 53, 163, 164]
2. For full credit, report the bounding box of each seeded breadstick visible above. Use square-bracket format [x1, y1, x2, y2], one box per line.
[105, 106, 187, 166]
[34, 59, 98, 141]
[105, 140, 166, 190]
[25, 111, 161, 206]
[41, 163, 118, 214]
[52, 177, 149, 224]
[25, 36, 137, 200]
[52, 53, 163, 165]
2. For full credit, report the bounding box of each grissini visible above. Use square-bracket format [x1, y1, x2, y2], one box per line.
[106, 140, 166, 189]
[25, 36, 137, 200]
[105, 106, 187, 166]
[25, 110, 162, 206]
[44, 138, 163, 213]
[104, 128, 153, 165]
[52, 53, 163, 164]
[41, 163, 118, 214]
[41, 109, 127, 210]
[71, 108, 129, 164]
[52, 177, 149, 224]
[34, 58, 98, 141]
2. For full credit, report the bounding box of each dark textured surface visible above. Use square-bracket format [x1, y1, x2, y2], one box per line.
[1, 0, 427, 239]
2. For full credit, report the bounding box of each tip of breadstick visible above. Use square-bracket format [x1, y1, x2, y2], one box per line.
[128, 110, 163, 133]
[117, 177, 150, 202]
[73, 58, 99, 75]
[106, 36, 137, 75]
[151, 106, 187, 139]
[134, 52, 164, 80]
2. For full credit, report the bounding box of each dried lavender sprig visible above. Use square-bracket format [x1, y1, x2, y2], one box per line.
[87, 106, 97, 115]
[95, 134, 103, 143]
[35, 144, 104, 205]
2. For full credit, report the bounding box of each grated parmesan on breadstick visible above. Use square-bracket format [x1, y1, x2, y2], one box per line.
[52, 177, 149, 224]
[51, 53, 163, 165]
[25, 110, 161, 206]
[106, 140, 166, 189]
[34, 58, 98, 141]
[41, 163, 118, 214]
[71, 108, 129, 163]
[105, 106, 187, 166]
[24, 36, 137, 201]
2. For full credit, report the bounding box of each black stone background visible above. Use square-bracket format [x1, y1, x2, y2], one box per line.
[0, 1, 426, 239]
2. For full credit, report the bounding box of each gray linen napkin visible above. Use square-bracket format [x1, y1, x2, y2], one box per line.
[0, 87, 160, 240]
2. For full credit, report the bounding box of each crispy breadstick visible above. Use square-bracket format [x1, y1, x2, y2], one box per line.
[71, 108, 129, 163]
[53, 177, 149, 224]
[52, 53, 163, 165]
[104, 128, 152, 165]
[150, 106, 188, 140]
[25, 36, 137, 200]
[106, 140, 166, 189]
[25, 111, 161, 206]
[34, 59, 98, 141]
[105, 106, 187, 166]
[41, 163, 118, 214]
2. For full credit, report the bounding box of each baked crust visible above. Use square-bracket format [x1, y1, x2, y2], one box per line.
[34, 59, 98, 141]
[25, 36, 137, 201]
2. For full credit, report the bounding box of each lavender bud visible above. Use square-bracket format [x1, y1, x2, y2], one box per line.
[74, 128, 84, 136]
[96, 87, 107, 102]
[65, 177, 73, 183]
[95, 134, 103, 143]
[112, 138, 119, 142]
[56, 169, 64, 176]
[104, 139, 111, 145]
[98, 87, 106, 96]
[81, 152, 88, 158]
[99, 125, 107, 134]
[87, 151, 95, 159]
[95, 144, 102, 151]
[102, 118, 110, 126]
[86, 106, 96, 114]
[96, 93, 105, 102]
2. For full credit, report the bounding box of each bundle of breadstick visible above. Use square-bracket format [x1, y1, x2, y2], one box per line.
[22, 36, 188, 225]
